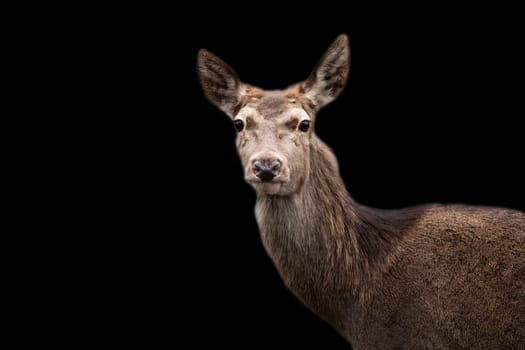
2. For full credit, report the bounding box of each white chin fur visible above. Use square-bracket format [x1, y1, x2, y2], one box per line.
[251, 182, 283, 195]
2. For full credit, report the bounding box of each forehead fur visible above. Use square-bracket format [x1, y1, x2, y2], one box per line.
[240, 85, 316, 119]
[256, 93, 289, 119]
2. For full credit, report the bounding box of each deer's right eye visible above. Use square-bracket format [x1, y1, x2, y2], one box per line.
[233, 119, 244, 132]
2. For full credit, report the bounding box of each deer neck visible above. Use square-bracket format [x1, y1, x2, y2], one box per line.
[255, 137, 396, 327]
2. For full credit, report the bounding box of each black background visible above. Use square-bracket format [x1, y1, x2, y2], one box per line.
[85, 4, 524, 348]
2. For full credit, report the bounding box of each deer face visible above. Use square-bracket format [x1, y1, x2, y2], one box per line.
[198, 35, 350, 196]
[231, 91, 313, 195]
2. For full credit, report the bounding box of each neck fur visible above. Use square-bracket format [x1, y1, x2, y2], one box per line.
[255, 137, 411, 328]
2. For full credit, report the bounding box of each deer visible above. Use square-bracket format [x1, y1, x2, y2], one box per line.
[197, 34, 525, 349]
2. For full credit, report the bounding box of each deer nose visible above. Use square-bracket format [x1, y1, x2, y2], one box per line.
[253, 159, 281, 182]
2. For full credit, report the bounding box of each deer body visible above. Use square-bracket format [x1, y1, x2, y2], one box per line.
[198, 35, 525, 349]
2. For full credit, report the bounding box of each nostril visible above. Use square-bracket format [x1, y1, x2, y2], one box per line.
[253, 161, 263, 173]
[253, 159, 281, 182]
[269, 161, 281, 172]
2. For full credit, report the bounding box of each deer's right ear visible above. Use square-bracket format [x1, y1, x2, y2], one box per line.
[197, 49, 245, 118]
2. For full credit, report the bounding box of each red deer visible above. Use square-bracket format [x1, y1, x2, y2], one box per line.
[197, 34, 525, 349]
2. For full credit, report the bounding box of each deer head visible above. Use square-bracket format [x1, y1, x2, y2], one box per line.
[197, 35, 350, 196]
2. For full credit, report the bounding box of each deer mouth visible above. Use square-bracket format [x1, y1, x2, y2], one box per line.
[245, 172, 291, 195]
[245, 172, 290, 185]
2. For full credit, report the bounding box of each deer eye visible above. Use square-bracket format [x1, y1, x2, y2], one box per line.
[233, 119, 244, 132]
[298, 120, 310, 132]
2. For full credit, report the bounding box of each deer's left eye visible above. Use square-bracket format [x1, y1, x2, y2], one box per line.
[299, 120, 310, 132]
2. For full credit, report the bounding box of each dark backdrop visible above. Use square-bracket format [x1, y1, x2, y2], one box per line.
[89, 4, 524, 348]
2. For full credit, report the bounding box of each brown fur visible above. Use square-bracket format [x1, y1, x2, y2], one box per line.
[198, 35, 525, 349]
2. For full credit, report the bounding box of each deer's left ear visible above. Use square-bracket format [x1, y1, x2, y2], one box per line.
[301, 34, 350, 110]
